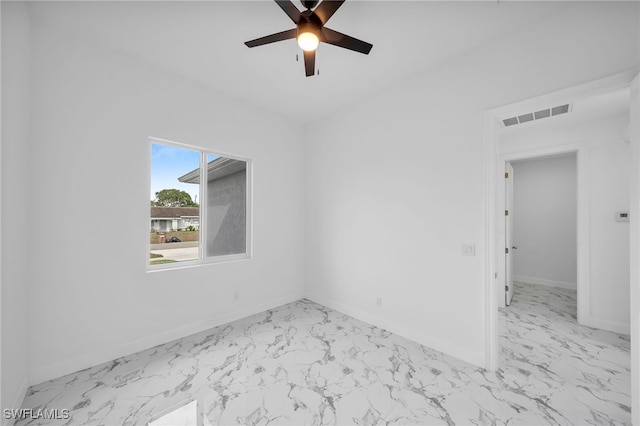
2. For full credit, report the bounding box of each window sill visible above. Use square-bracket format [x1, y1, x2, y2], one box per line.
[146, 253, 251, 273]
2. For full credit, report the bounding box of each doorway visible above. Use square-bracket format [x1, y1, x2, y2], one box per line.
[483, 71, 639, 423]
[505, 154, 578, 308]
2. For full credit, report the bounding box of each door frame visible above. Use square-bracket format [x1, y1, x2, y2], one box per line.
[629, 73, 639, 426]
[505, 161, 514, 307]
[499, 148, 584, 312]
[483, 70, 638, 372]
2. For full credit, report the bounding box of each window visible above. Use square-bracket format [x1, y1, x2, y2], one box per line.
[149, 139, 250, 268]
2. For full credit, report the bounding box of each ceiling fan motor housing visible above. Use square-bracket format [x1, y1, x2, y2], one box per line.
[297, 16, 321, 40]
[301, 0, 319, 10]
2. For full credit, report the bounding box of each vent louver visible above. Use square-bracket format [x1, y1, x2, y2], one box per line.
[534, 109, 550, 119]
[503, 104, 571, 127]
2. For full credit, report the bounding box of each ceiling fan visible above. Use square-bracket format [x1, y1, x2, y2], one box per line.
[244, 0, 373, 77]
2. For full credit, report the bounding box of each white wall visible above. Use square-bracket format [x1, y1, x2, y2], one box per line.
[591, 130, 631, 331]
[25, 23, 306, 384]
[305, 2, 638, 366]
[501, 113, 631, 334]
[1, 1, 32, 419]
[512, 155, 577, 289]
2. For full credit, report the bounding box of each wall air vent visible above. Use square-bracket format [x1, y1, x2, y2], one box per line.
[517, 113, 534, 123]
[551, 104, 569, 115]
[534, 109, 550, 119]
[502, 104, 571, 127]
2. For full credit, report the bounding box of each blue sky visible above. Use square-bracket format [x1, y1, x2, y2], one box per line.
[150, 143, 201, 203]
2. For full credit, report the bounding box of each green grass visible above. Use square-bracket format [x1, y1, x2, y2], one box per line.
[150, 253, 164, 259]
[150, 259, 177, 265]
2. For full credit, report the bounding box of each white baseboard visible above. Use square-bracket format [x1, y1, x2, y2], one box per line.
[29, 294, 303, 386]
[513, 275, 577, 290]
[2, 373, 29, 426]
[305, 293, 484, 368]
[582, 315, 630, 335]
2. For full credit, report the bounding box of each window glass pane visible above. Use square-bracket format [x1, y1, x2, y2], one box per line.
[205, 154, 247, 257]
[150, 143, 200, 265]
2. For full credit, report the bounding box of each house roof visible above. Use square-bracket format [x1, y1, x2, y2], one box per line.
[178, 157, 246, 184]
[150, 206, 199, 219]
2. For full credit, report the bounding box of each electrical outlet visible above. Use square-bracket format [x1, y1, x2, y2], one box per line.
[376, 297, 382, 308]
[462, 243, 475, 256]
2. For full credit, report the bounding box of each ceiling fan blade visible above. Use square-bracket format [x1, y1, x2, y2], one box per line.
[245, 28, 297, 48]
[313, 0, 345, 25]
[303, 50, 316, 77]
[321, 27, 372, 54]
[275, 0, 302, 23]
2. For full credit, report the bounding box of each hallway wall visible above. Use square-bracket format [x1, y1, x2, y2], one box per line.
[512, 154, 577, 289]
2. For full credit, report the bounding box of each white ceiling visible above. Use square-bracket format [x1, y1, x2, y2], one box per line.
[28, 1, 571, 124]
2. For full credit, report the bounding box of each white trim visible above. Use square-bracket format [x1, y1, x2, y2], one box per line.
[306, 293, 484, 368]
[0, 1, 4, 414]
[483, 71, 638, 372]
[146, 252, 251, 273]
[483, 111, 498, 371]
[628, 73, 639, 426]
[500, 143, 581, 162]
[245, 158, 254, 260]
[576, 148, 590, 326]
[513, 275, 576, 290]
[582, 316, 630, 336]
[149, 136, 253, 164]
[28, 294, 303, 386]
[199, 150, 208, 261]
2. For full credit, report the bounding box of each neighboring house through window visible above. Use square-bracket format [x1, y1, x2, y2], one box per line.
[149, 140, 250, 268]
[150, 206, 200, 233]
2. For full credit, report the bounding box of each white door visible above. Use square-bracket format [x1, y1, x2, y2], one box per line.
[505, 162, 515, 306]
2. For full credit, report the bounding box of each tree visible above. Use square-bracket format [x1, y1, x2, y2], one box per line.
[153, 189, 198, 207]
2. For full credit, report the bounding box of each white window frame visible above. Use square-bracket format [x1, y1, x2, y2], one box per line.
[147, 137, 252, 272]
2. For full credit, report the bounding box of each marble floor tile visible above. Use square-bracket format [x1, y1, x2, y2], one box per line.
[16, 282, 630, 425]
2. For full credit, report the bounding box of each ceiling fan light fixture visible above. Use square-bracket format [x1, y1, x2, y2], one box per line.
[297, 21, 320, 51]
[298, 32, 319, 51]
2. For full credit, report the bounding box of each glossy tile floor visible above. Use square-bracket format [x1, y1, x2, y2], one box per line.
[17, 283, 630, 425]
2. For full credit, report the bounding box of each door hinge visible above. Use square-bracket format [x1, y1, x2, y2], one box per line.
[505, 247, 509, 254]
[505, 285, 509, 291]
[505, 172, 509, 178]
[505, 210, 509, 216]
